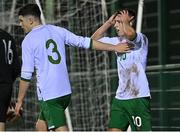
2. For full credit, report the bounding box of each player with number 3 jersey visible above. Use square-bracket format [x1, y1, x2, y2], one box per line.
[15, 4, 133, 131]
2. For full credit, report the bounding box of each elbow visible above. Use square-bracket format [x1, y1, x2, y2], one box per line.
[91, 31, 103, 40]
[91, 34, 99, 40]
[91, 35, 95, 39]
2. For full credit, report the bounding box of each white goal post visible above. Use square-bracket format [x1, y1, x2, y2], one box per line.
[136, 0, 144, 33]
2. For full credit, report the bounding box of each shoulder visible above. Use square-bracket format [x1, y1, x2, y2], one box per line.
[137, 32, 148, 41]
[47, 25, 70, 36]
[0, 29, 14, 41]
[132, 32, 148, 45]
[0, 29, 16, 49]
[22, 33, 34, 49]
[47, 24, 66, 31]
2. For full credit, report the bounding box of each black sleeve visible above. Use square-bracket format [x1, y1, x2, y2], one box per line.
[11, 39, 21, 82]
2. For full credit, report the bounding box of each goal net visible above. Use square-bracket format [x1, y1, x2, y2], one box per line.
[1, 0, 117, 131]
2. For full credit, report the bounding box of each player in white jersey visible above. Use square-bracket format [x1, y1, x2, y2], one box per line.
[92, 9, 151, 131]
[14, 4, 133, 131]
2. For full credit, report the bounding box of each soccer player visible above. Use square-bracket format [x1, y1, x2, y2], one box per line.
[92, 9, 151, 131]
[14, 4, 133, 131]
[0, 29, 20, 131]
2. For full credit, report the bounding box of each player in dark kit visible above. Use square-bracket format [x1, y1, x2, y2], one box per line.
[0, 29, 20, 131]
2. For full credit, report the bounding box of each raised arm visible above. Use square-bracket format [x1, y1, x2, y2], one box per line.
[91, 14, 116, 40]
[91, 13, 134, 53]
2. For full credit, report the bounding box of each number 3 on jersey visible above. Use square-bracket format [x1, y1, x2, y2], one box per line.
[46, 39, 61, 64]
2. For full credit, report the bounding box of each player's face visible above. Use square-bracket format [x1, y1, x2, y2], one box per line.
[114, 15, 125, 37]
[19, 15, 32, 33]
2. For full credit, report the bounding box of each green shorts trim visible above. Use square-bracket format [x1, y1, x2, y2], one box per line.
[39, 94, 71, 130]
[108, 97, 151, 131]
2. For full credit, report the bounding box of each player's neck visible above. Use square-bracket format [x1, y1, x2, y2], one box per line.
[32, 24, 43, 30]
[32, 22, 42, 29]
[34, 22, 42, 26]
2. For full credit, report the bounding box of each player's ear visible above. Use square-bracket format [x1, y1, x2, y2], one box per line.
[28, 16, 34, 25]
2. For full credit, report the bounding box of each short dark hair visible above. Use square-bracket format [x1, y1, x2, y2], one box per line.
[18, 4, 41, 19]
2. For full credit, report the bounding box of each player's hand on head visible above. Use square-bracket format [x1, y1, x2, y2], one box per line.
[107, 14, 116, 25]
[119, 10, 133, 23]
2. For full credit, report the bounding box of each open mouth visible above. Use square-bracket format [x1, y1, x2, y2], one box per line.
[115, 29, 119, 33]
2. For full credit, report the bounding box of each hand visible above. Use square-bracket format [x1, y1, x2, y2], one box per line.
[118, 10, 134, 23]
[6, 101, 22, 122]
[115, 43, 134, 53]
[107, 14, 116, 26]
[15, 101, 23, 116]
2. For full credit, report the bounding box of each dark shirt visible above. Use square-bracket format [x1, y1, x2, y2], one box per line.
[0, 29, 20, 84]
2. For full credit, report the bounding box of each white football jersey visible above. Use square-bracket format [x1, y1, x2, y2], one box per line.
[99, 33, 150, 100]
[21, 25, 91, 101]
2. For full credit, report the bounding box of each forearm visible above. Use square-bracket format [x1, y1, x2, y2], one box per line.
[91, 20, 112, 40]
[92, 40, 115, 52]
[17, 80, 30, 103]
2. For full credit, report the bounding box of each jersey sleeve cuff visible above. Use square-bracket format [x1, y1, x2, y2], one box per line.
[89, 38, 93, 49]
[20, 77, 31, 82]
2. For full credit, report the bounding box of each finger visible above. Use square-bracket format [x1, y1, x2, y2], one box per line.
[123, 10, 126, 14]
[9, 104, 12, 109]
[117, 14, 121, 18]
[15, 106, 20, 115]
[127, 45, 134, 49]
[130, 16, 134, 21]
[128, 44, 135, 48]
[124, 44, 131, 48]
[125, 47, 132, 52]
[125, 51, 131, 53]
[15, 110, 20, 116]
[125, 10, 128, 14]
[121, 50, 131, 53]
[112, 14, 116, 19]
[119, 11, 123, 15]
